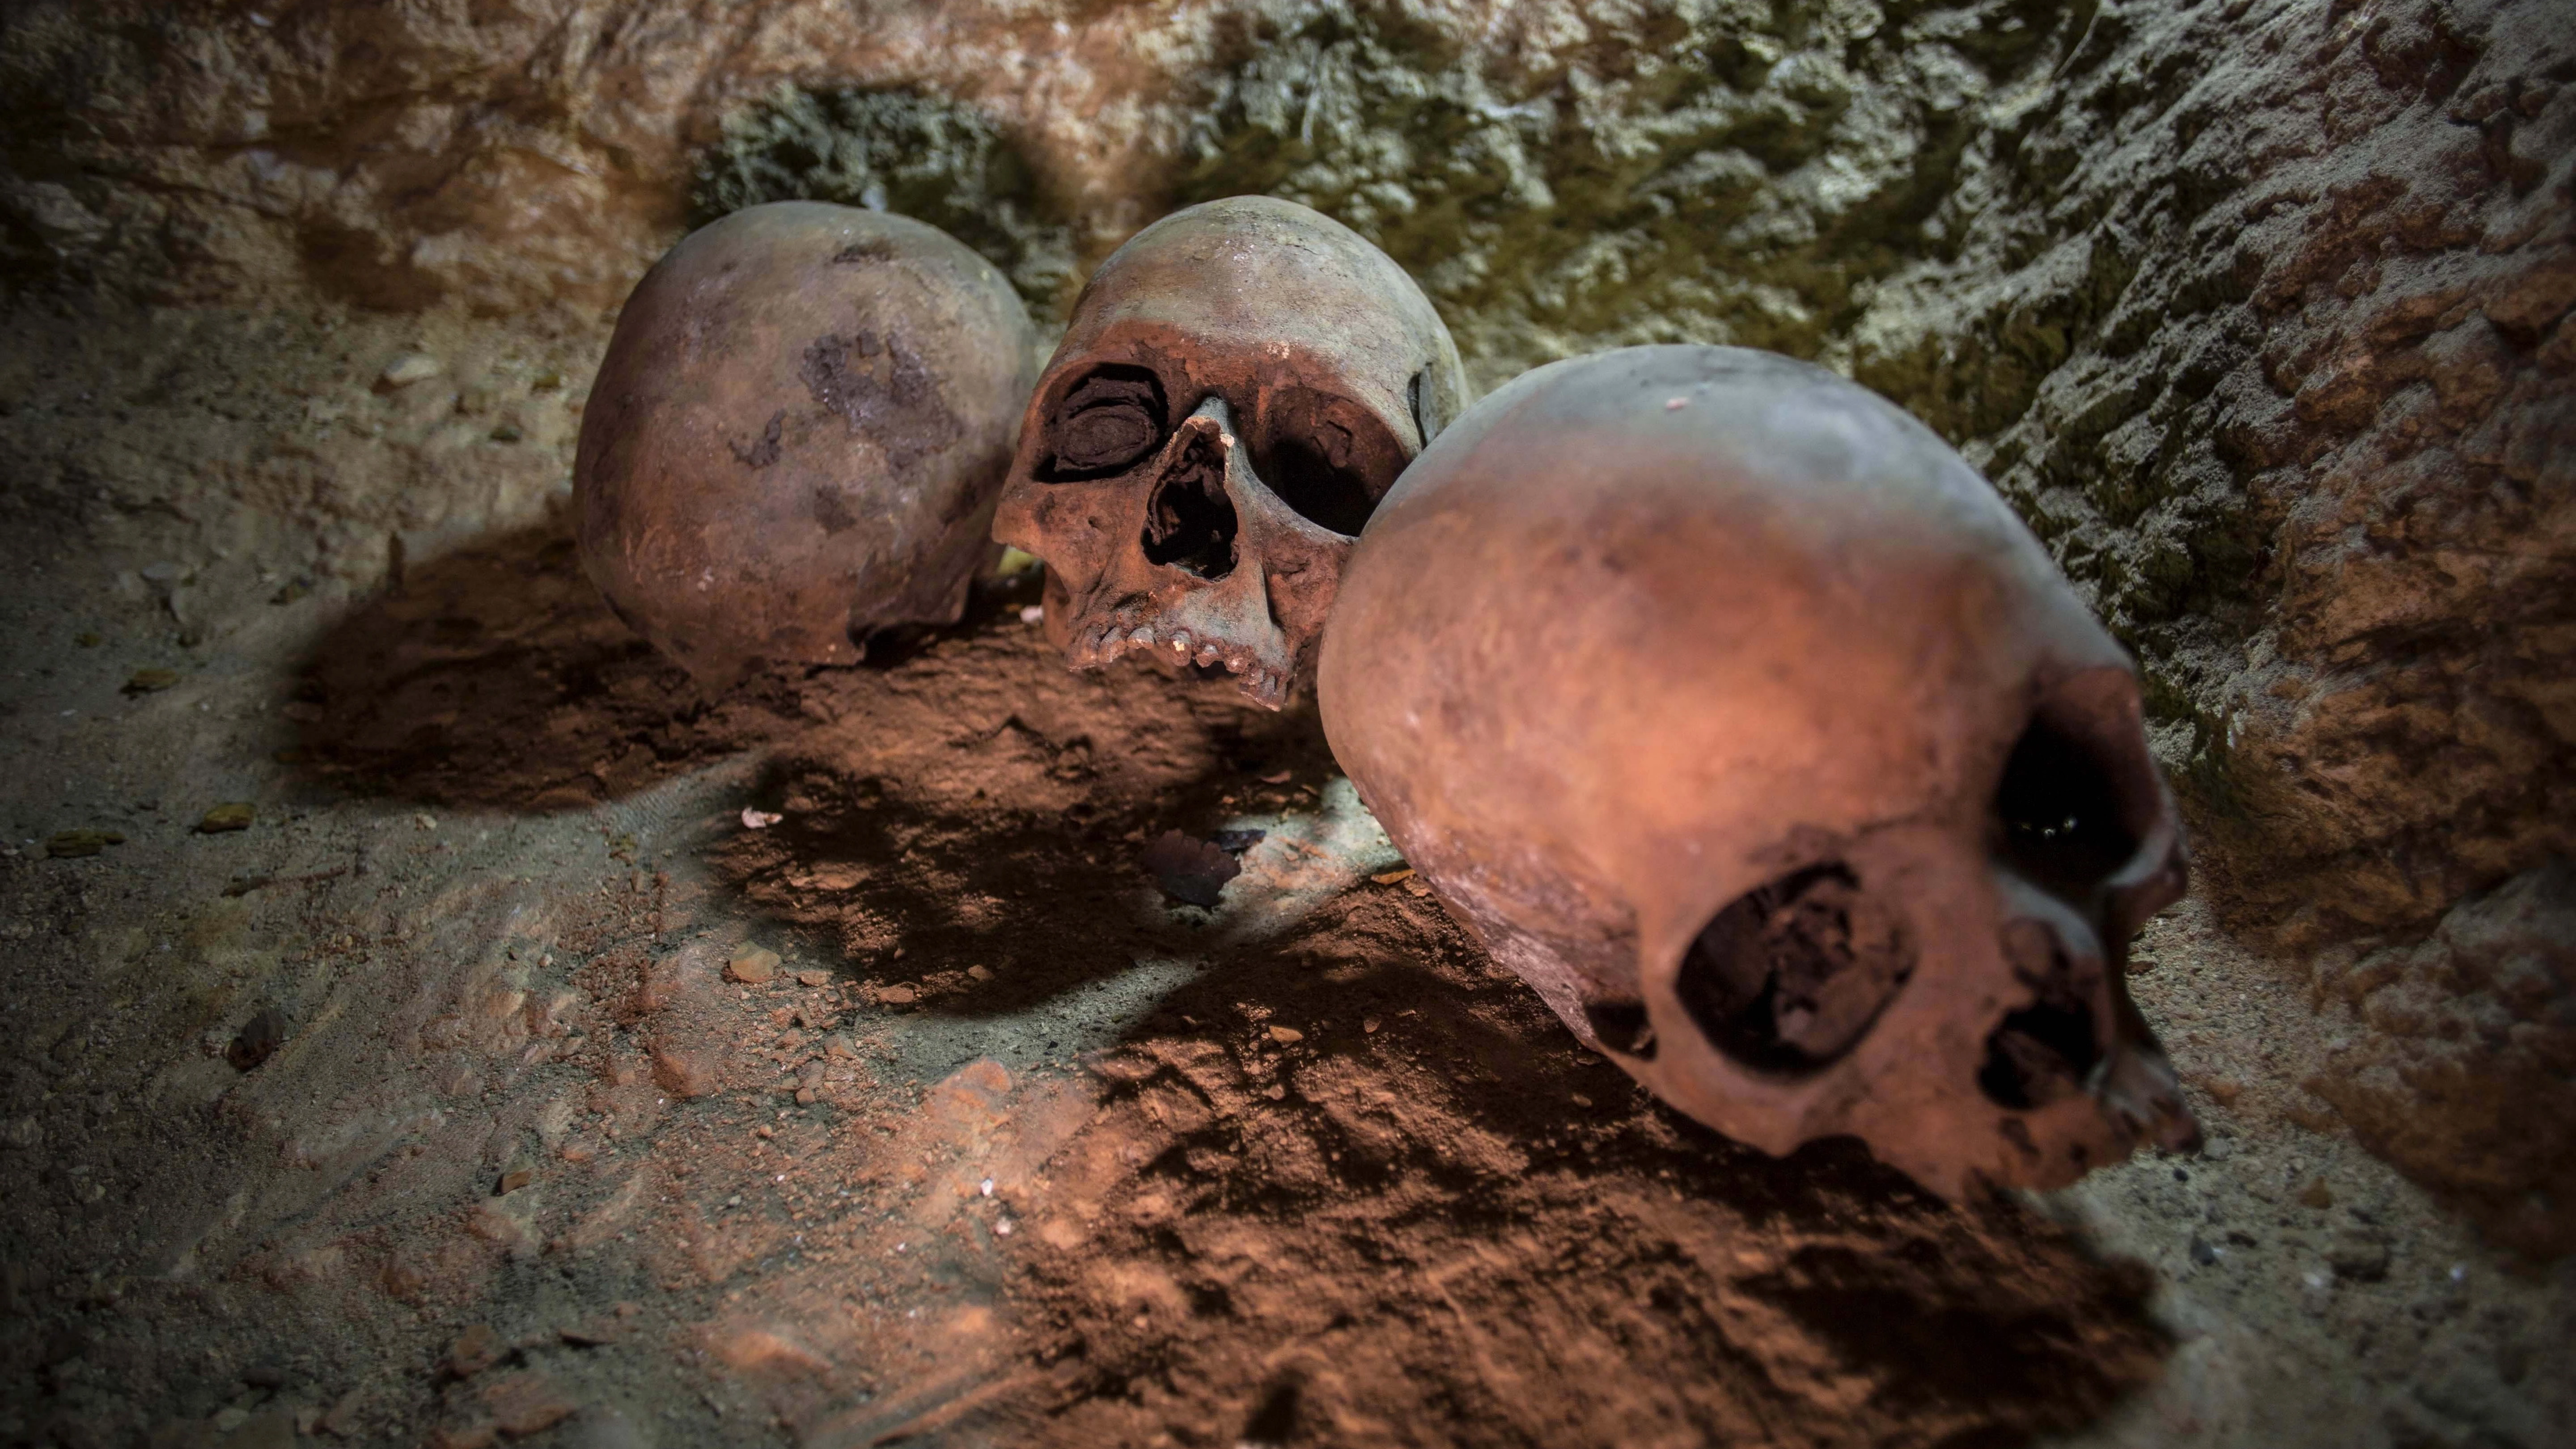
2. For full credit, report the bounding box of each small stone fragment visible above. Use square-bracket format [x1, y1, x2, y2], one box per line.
[875, 983, 919, 1005]
[226, 1008, 290, 1072]
[319, 1387, 369, 1438]
[1141, 830, 1240, 907]
[965, 964, 992, 982]
[198, 802, 254, 833]
[2298, 1178, 2334, 1210]
[488, 423, 524, 443]
[2189, 1236, 2222, 1266]
[2326, 1230, 2391, 1282]
[46, 829, 124, 858]
[726, 946, 780, 984]
[446, 1323, 503, 1379]
[380, 353, 445, 388]
[124, 667, 179, 694]
[1371, 867, 1416, 886]
[496, 1166, 534, 1195]
[1267, 1025, 1305, 1045]
[650, 1047, 718, 1098]
[795, 967, 831, 987]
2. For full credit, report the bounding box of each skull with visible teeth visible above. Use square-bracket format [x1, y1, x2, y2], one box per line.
[1320, 346, 2200, 1198]
[992, 196, 1465, 709]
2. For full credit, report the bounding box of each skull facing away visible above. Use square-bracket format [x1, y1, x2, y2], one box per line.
[1320, 346, 2199, 1197]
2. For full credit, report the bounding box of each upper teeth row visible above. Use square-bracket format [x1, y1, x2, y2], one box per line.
[1074, 617, 1287, 706]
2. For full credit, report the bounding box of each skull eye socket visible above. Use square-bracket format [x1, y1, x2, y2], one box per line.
[1673, 862, 1915, 1076]
[1038, 364, 1167, 480]
[1992, 708, 2146, 907]
[1248, 389, 1402, 537]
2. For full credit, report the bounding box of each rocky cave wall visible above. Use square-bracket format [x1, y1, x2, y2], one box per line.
[1, 0, 2569, 1249]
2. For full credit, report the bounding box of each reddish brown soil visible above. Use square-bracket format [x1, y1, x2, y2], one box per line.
[4, 527, 2163, 1447]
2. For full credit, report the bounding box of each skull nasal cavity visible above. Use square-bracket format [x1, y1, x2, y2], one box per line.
[1042, 365, 1167, 479]
[1673, 862, 1914, 1076]
[1141, 432, 1238, 580]
[1994, 712, 2142, 904]
[1978, 921, 2104, 1110]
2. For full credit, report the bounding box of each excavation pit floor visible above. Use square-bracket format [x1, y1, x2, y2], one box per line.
[2, 522, 2569, 1449]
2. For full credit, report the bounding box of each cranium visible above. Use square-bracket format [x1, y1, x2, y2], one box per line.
[578, 201, 1038, 683]
[991, 195, 1466, 709]
[1319, 345, 2199, 1197]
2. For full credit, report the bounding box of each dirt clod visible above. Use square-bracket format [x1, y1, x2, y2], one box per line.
[224, 1009, 288, 1072]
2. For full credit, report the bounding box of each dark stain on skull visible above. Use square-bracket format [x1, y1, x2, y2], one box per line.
[1141, 425, 1238, 580]
[798, 327, 963, 471]
[1674, 861, 1916, 1075]
[811, 484, 858, 535]
[728, 409, 786, 469]
[1041, 364, 1167, 479]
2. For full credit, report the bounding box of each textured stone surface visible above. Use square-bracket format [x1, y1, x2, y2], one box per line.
[0, 0, 2568, 1251]
[2312, 858, 2576, 1257]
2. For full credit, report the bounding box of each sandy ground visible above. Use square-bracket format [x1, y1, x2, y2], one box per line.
[0, 301, 2569, 1448]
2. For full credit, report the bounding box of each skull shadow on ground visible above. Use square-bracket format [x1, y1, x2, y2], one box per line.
[283, 522, 1038, 812]
[699, 675, 2176, 1448]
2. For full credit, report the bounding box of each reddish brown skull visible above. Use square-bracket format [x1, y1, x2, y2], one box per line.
[992, 196, 1465, 709]
[1320, 345, 2199, 1198]
[578, 201, 1038, 683]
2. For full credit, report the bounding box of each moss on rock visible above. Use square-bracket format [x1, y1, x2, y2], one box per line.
[694, 86, 1076, 314]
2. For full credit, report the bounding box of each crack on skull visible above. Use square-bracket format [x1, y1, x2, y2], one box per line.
[1040, 364, 1167, 479]
[1140, 427, 1239, 580]
[1674, 862, 1915, 1075]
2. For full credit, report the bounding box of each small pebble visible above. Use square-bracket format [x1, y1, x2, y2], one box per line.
[379, 353, 444, 388]
[198, 802, 254, 833]
[1267, 1025, 1304, 1045]
[795, 967, 831, 987]
[726, 947, 780, 984]
[45, 829, 124, 858]
[124, 667, 179, 694]
[226, 1008, 290, 1071]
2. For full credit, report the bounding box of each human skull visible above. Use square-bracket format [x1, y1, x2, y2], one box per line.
[1319, 346, 2199, 1198]
[991, 195, 1466, 709]
[578, 201, 1038, 683]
